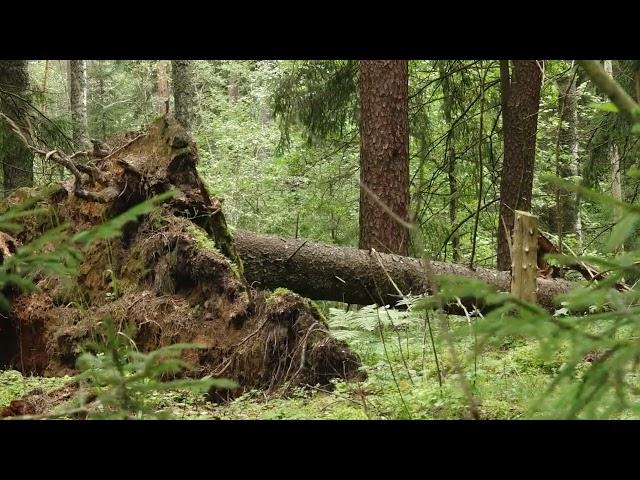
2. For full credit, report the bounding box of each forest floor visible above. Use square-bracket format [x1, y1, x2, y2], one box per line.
[1, 308, 636, 420]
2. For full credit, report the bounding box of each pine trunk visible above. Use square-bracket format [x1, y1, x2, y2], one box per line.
[171, 60, 196, 131]
[604, 60, 623, 230]
[358, 60, 410, 255]
[155, 61, 170, 115]
[0, 60, 33, 194]
[556, 66, 582, 246]
[233, 229, 573, 313]
[440, 62, 459, 262]
[68, 60, 89, 150]
[497, 60, 543, 271]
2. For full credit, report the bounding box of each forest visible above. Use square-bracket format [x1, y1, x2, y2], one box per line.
[0, 59, 639, 420]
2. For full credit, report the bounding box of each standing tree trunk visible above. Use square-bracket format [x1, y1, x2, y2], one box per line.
[633, 60, 640, 103]
[41, 60, 50, 113]
[228, 74, 240, 104]
[604, 60, 623, 232]
[440, 61, 459, 262]
[0, 60, 33, 194]
[171, 60, 196, 131]
[358, 60, 410, 255]
[497, 60, 543, 271]
[155, 61, 170, 115]
[68, 60, 89, 150]
[556, 66, 582, 248]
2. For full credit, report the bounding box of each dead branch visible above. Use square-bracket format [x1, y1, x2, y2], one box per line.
[0, 112, 115, 203]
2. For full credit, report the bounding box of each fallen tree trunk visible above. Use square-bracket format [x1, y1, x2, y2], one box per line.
[234, 230, 576, 313]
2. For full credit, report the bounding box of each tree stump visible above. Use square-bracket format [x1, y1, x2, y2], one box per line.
[510, 210, 538, 303]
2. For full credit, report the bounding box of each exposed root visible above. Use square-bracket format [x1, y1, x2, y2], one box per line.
[0, 116, 363, 401]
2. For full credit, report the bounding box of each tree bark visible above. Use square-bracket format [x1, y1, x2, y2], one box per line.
[497, 60, 543, 271]
[556, 66, 582, 246]
[155, 60, 170, 115]
[233, 230, 573, 313]
[171, 60, 196, 131]
[439, 61, 459, 262]
[68, 60, 89, 150]
[41, 60, 50, 113]
[604, 60, 623, 230]
[228, 75, 239, 103]
[358, 60, 410, 255]
[0, 60, 33, 194]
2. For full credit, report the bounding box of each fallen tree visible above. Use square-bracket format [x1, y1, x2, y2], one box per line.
[0, 117, 362, 394]
[233, 230, 576, 313]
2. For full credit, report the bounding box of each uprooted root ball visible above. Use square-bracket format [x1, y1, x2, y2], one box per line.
[0, 116, 363, 399]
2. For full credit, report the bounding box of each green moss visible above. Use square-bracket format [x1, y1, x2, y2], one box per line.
[188, 222, 247, 280]
[209, 214, 244, 276]
[229, 262, 242, 279]
[0, 370, 69, 408]
[267, 287, 293, 303]
[265, 289, 326, 320]
[188, 214, 244, 277]
[146, 209, 166, 230]
[189, 223, 222, 255]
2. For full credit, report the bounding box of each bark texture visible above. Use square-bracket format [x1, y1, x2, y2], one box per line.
[155, 61, 170, 115]
[233, 230, 574, 313]
[68, 60, 89, 150]
[497, 60, 543, 271]
[358, 60, 410, 255]
[604, 60, 623, 228]
[0, 60, 33, 194]
[556, 67, 581, 245]
[440, 61, 459, 261]
[171, 60, 196, 130]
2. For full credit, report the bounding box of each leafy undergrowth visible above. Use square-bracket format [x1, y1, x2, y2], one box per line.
[0, 370, 70, 408]
[5, 307, 631, 420]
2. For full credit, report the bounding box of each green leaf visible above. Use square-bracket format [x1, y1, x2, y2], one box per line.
[589, 102, 619, 113]
[632, 123, 640, 135]
[543, 175, 640, 215]
[606, 213, 640, 252]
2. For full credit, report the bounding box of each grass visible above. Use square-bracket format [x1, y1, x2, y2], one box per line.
[2, 308, 608, 420]
[0, 370, 70, 408]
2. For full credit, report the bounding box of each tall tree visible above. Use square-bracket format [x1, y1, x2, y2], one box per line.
[68, 60, 89, 150]
[0, 60, 33, 194]
[555, 65, 582, 248]
[604, 60, 623, 226]
[171, 60, 196, 130]
[497, 60, 543, 271]
[358, 60, 410, 255]
[155, 61, 170, 115]
[439, 61, 459, 262]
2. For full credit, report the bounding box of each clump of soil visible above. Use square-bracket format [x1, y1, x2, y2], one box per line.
[0, 116, 362, 398]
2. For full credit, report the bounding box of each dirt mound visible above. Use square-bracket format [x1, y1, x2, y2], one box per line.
[0, 116, 362, 397]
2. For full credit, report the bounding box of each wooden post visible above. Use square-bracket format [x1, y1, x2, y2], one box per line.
[511, 210, 538, 303]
